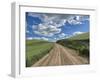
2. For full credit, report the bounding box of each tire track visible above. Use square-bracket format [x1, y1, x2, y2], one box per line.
[32, 43, 88, 67]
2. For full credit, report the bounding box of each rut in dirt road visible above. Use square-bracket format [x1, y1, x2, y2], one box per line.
[32, 43, 89, 67]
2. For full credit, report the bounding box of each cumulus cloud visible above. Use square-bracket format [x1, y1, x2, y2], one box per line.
[26, 37, 33, 40]
[34, 23, 61, 37]
[29, 13, 68, 37]
[58, 33, 66, 38]
[67, 16, 82, 25]
[61, 33, 66, 36]
[27, 12, 89, 41]
[32, 37, 41, 40]
[67, 15, 89, 25]
[73, 31, 84, 35]
[41, 37, 48, 41]
[32, 37, 49, 41]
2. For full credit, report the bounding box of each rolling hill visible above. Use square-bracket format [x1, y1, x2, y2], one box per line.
[56, 32, 90, 59]
[68, 32, 89, 40]
[26, 39, 54, 67]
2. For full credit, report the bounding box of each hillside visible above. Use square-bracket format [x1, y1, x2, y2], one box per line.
[26, 39, 54, 67]
[56, 32, 90, 60]
[68, 32, 89, 40]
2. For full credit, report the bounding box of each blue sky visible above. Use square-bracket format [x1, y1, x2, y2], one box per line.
[26, 12, 89, 42]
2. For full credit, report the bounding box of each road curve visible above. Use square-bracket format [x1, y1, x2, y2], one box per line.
[32, 43, 88, 67]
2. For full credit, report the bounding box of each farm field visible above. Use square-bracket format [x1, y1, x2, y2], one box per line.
[26, 39, 53, 67]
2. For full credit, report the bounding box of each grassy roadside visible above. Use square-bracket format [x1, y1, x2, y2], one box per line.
[26, 39, 53, 67]
[56, 32, 89, 60]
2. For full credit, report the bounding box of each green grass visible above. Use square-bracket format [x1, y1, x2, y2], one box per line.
[68, 32, 89, 40]
[56, 32, 89, 59]
[26, 39, 53, 67]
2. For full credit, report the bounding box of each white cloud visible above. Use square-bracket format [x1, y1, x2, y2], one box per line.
[54, 37, 57, 40]
[67, 15, 89, 25]
[26, 30, 30, 33]
[67, 16, 82, 25]
[33, 37, 49, 41]
[58, 33, 66, 38]
[41, 37, 48, 41]
[61, 33, 66, 37]
[68, 19, 82, 25]
[57, 33, 69, 40]
[75, 16, 80, 20]
[26, 37, 33, 40]
[33, 37, 41, 40]
[34, 23, 61, 37]
[32, 25, 38, 29]
[28, 13, 89, 38]
[73, 31, 84, 35]
[29, 13, 67, 37]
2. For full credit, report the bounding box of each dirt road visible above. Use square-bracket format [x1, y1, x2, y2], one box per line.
[32, 43, 88, 67]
